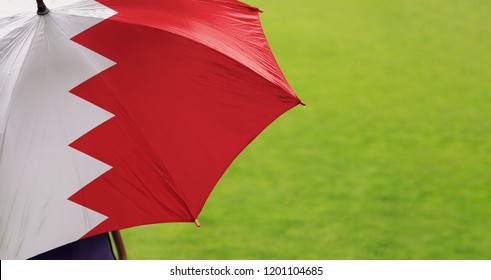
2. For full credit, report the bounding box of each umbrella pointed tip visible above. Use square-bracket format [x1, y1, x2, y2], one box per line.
[37, 5, 50, 16]
[36, 1, 49, 15]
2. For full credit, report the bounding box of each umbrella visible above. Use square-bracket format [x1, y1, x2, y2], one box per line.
[0, 0, 302, 259]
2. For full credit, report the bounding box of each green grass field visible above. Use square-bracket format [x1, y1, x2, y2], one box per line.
[121, 0, 491, 259]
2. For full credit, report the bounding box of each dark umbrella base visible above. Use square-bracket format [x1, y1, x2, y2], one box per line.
[29, 233, 116, 260]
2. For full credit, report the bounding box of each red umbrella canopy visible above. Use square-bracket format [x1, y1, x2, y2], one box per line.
[0, 0, 301, 259]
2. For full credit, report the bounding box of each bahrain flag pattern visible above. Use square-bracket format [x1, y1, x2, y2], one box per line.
[0, 0, 116, 259]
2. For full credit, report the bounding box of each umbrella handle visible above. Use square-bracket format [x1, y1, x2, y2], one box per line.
[111, 230, 128, 260]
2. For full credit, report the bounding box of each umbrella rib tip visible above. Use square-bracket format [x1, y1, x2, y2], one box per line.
[194, 219, 201, 228]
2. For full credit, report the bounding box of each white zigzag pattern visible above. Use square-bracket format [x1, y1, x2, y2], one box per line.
[0, 0, 116, 259]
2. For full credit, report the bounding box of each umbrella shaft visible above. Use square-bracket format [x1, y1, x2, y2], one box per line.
[36, 0, 45, 7]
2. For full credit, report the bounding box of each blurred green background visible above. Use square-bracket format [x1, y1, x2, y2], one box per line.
[121, 0, 491, 259]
